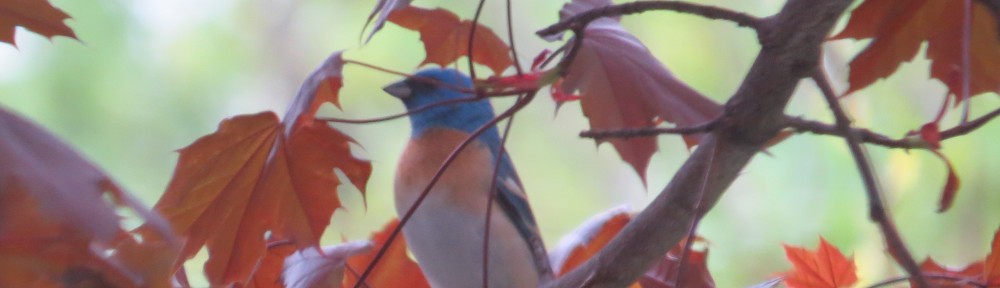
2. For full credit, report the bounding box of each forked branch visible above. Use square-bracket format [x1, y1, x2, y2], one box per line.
[545, 1, 851, 286]
[787, 106, 1000, 149]
[811, 68, 928, 287]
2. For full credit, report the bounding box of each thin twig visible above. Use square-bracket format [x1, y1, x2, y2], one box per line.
[536, 0, 763, 37]
[468, 0, 488, 81]
[579, 119, 719, 139]
[505, 0, 523, 76]
[352, 91, 538, 288]
[482, 94, 521, 288]
[785, 105, 1000, 149]
[671, 142, 717, 287]
[811, 68, 928, 288]
[962, 0, 973, 123]
[865, 273, 988, 288]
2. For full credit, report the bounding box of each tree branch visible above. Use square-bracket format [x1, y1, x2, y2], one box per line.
[536, 1, 764, 37]
[811, 68, 928, 287]
[786, 105, 1000, 149]
[544, 1, 851, 286]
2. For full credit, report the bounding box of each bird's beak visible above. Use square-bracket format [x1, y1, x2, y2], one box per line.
[383, 80, 412, 99]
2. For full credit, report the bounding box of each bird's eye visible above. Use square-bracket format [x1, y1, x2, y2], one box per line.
[405, 77, 437, 94]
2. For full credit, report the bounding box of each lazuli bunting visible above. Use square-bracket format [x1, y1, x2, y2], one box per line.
[384, 68, 552, 288]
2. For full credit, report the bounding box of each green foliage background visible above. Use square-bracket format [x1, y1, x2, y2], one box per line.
[2, 0, 998, 286]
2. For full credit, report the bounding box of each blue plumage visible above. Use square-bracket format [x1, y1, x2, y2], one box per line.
[385, 68, 552, 287]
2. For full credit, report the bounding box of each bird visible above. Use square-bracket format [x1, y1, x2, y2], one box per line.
[384, 68, 553, 288]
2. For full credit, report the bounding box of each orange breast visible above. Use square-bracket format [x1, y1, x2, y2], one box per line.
[394, 128, 494, 214]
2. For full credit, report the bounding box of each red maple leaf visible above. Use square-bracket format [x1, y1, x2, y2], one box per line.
[0, 0, 77, 46]
[387, 6, 513, 75]
[144, 52, 372, 286]
[343, 220, 429, 288]
[554, 0, 722, 183]
[833, 0, 1000, 100]
[914, 258, 984, 288]
[985, 227, 1000, 286]
[0, 107, 178, 288]
[781, 238, 858, 288]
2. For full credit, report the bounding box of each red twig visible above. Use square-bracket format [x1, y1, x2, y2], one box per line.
[786, 105, 1000, 149]
[468, 0, 487, 81]
[811, 68, 928, 288]
[352, 91, 538, 288]
[482, 94, 521, 288]
[671, 142, 717, 287]
[505, 0, 523, 76]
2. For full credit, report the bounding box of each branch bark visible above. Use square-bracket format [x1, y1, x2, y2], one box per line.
[545, 0, 851, 287]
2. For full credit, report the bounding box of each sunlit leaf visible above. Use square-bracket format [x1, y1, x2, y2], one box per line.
[388, 6, 513, 75]
[146, 52, 372, 286]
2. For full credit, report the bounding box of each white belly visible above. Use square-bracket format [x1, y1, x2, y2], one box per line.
[395, 187, 539, 288]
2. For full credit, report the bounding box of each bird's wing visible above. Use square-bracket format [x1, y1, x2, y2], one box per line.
[493, 151, 554, 282]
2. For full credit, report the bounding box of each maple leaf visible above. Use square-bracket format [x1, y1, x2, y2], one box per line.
[388, 6, 513, 75]
[781, 238, 858, 288]
[910, 122, 961, 212]
[913, 257, 983, 288]
[363, 0, 413, 43]
[638, 242, 715, 288]
[278, 241, 371, 288]
[0, 0, 77, 46]
[554, 0, 722, 182]
[236, 240, 297, 288]
[146, 52, 372, 286]
[343, 220, 429, 288]
[0, 107, 178, 288]
[986, 227, 1000, 286]
[833, 0, 1000, 100]
[549, 207, 714, 287]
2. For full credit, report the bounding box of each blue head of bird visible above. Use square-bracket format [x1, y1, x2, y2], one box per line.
[383, 68, 500, 144]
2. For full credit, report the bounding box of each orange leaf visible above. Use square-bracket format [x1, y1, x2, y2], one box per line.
[782, 237, 858, 288]
[985, 227, 1000, 286]
[550, 208, 714, 287]
[343, 220, 429, 288]
[833, 0, 1000, 99]
[929, 149, 961, 213]
[913, 257, 983, 288]
[388, 6, 512, 75]
[147, 52, 372, 286]
[554, 0, 722, 183]
[557, 211, 631, 275]
[0, 107, 178, 288]
[0, 0, 77, 46]
[639, 241, 715, 288]
[236, 241, 296, 288]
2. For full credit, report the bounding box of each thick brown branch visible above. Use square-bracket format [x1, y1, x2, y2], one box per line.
[536, 1, 763, 37]
[786, 105, 1000, 149]
[811, 69, 928, 287]
[545, 1, 851, 287]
